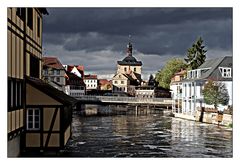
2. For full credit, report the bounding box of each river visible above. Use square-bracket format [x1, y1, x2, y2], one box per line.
[59, 104, 232, 158]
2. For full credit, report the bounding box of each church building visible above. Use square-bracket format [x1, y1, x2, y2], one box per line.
[112, 41, 142, 96]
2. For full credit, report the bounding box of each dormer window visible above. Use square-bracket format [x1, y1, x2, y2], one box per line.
[219, 67, 231, 78]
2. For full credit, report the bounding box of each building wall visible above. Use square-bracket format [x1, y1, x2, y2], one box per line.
[117, 64, 141, 75]
[84, 79, 98, 90]
[112, 75, 128, 92]
[8, 7, 44, 157]
[135, 89, 154, 98]
[64, 126, 71, 145]
[43, 68, 66, 87]
[68, 85, 85, 97]
[176, 80, 232, 116]
[26, 84, 62, 105]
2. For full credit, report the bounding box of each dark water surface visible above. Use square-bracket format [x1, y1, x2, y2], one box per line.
[59, 110, 232, 158]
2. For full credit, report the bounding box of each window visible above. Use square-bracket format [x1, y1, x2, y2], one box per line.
[27, 108, 40, 130]
[124, 67, 127, 72]
[134, 67, 136, 72]
[27, 8, 33, 29]
[37, 16, 40, 37]
[44, 69, 48, 75]
[114, 81, 118, 84]
[10, 81, 13, 107]
[121, 81, 124, 84]
[16, 8, 26, 21]
[56, 77, 60, 82]
[51, 77, 54, 81]
[219, 67, 231, 78]
[30, 55, 39, 78]
[8, 80, 23, 109]
[56, 70, 60, 75]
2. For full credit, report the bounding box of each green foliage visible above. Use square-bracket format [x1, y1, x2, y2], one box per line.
[228, 123, 233, 128]
[202, 80, 229, 109]
[155, 58, 187, 89]
[185, 37, 207, 70]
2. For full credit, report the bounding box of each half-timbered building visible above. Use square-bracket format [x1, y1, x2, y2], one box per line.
[8, 7, 76, 157]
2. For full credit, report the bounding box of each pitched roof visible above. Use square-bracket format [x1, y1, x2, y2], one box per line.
[99, 79, 111, 85]
[197, 56, 232, 80]
[76, 65, 84, 71]
[26, 76, 77, 105]
[84, 74, 97, 79]
[174, 69, 186, 76]
[113, 73, 140, 86]
[182, 56, 232, 82]
[43, 57, 65, 70]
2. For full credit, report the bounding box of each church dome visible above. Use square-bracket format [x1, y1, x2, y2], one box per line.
[122, 56, 138, 63]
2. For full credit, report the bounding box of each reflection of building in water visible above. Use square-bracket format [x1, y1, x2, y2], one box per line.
[170, 118, 201, 143]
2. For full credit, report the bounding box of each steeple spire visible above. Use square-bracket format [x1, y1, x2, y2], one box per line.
[127, 35, 132, 56]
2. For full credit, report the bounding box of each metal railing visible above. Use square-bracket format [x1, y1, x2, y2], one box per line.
[76, 95, 172, 104]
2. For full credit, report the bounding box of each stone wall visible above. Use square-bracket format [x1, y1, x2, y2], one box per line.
[195, 110, 232, 126]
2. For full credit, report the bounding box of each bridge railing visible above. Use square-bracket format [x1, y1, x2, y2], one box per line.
[76, 95, 172, 104]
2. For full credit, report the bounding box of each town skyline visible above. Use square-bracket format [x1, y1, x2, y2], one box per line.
[42, 7, 232, 80]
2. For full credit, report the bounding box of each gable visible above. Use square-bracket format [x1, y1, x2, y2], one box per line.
[71, 67, 82, 78]
[112, 73, 128, 80]
[26, 83, 62, 105]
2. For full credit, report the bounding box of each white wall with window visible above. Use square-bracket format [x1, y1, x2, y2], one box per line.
[84, 79, 98, 90]
[27, 108, 40, 130]
[64, 85, 85, 97]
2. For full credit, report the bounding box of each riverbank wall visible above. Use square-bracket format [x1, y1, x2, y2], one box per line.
[173, 110, 232, 127]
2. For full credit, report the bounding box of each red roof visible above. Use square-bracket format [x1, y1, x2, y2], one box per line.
[174, 69, 186, 76]
[76, 65, 84, 71]
[43, 57, 64, 69]
[99, 79, 111, 85]
[65, 65, 84, 77]
[84, 74, 97, 79]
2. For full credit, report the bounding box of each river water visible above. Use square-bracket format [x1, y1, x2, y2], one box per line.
[59, 105, 232, 158]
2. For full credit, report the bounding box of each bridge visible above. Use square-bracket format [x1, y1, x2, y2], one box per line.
[75, 95, 173, 106]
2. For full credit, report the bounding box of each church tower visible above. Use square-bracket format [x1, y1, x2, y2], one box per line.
[112, 38, 143, 95]
[117, 40, 142, 75]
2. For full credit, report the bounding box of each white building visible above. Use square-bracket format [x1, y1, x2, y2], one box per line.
[171, 56, 232, 116]
[84, 74, 98, 90]
[65, 71, 86, 97]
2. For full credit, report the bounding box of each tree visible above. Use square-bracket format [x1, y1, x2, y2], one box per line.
[155, 58, 187, 89]
[202, 80, 229, 109]
[184, 37, 207, 70]
[148, 74, 155, 86]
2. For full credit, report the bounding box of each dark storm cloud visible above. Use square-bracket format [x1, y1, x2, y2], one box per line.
[43, 8, 231, 34]
[43, 8, 232, 56]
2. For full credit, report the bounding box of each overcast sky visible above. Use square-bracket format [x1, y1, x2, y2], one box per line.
[42, 8, 232, 80]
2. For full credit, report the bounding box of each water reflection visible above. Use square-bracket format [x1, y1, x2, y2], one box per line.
[60, 105, 232, 158]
